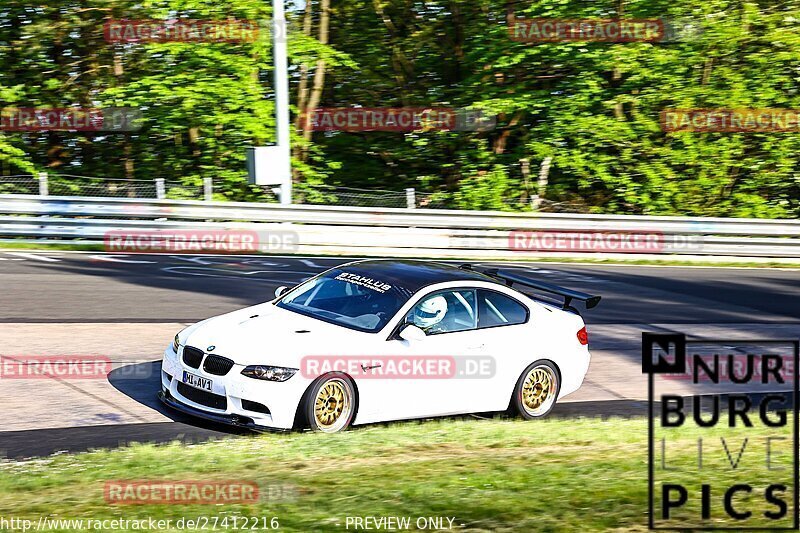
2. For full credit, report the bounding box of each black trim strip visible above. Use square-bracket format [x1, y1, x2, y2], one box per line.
[158, 392, 280, 433]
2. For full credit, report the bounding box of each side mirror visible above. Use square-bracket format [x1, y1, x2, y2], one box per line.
[274, 286, 289, 299]
[397, 323, 427, 342]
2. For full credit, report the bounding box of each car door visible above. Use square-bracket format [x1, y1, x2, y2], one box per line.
[355, 288, 488, 422]
[465, 288, 533, 412]
[406, 325, 492, 416]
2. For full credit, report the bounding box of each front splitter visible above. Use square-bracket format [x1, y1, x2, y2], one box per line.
[157, 391, 286, 433]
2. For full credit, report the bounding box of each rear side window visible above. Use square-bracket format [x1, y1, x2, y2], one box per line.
[478, 290, 528, 328]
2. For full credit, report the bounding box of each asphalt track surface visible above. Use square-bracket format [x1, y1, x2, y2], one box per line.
[2, 253, 800, 324]
[1, 251, 798, 459]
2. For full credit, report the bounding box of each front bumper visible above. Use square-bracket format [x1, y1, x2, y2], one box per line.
[158, 390, 281, 432]
[160, 346, 308, 431]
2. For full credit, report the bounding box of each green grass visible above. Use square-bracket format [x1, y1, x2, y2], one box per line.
[0, 416, 794, 531]
[0, 241, 106, 251]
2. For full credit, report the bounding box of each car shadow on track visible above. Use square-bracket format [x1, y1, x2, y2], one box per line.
[110, 362, 652, 435]
[108, 361, 257, 436]
[0, 361, 650, 460]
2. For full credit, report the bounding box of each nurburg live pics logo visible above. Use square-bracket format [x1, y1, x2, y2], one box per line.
[643, 333, 800, 530]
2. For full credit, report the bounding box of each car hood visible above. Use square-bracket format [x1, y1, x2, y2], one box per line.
[182, 303, 375, 367]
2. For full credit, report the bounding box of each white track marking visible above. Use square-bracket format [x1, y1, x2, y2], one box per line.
[171, 255, 215, 265]
[170, 256, 292, 268]
[300, 259, 325, 268]
[161, 266, 315, 283]
[472, 262, 601, 284]
[5, 252, 60, 262]
[240, 259, 285, 267]
[89, 254, 157, 264]
[1, 249, 798, 271]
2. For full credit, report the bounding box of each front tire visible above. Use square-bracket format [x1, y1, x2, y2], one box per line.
[304, 373, 356, 433]
[512, 360, 560, 419]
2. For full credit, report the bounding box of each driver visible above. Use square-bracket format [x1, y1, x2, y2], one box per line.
[411, 295, 448, 334]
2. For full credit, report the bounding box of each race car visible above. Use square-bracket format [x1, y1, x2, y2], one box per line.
[159, 259, 600, 433]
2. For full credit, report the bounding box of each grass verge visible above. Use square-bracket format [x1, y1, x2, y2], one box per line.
[0, 416, 794, 531]
[0, 241, 798, 269]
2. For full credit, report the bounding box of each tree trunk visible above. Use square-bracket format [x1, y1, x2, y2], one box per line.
[612, 0, 625, 119]
[301, 0, 331, 156]
[294, 0, 313, 132]
[124, 140, 135, 197]
[293, 0, 315, 179]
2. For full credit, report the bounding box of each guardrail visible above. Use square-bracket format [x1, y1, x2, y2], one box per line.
[1, 194, 800, 261]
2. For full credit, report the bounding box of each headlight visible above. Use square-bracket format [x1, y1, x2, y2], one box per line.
[172, 327, 189, 353]
[241, 365, 298, 382]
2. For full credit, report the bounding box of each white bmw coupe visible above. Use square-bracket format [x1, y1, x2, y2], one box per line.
[160, 260, 600, 432]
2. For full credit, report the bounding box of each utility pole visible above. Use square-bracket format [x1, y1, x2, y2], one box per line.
[247, 0, 292, 205]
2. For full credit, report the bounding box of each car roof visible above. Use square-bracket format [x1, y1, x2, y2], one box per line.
[335, 259, 502, 297]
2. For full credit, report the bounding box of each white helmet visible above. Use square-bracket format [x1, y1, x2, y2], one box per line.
[412, 295, 448, 329]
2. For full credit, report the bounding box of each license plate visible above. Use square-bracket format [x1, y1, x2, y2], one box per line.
[182, 370, 212, 392]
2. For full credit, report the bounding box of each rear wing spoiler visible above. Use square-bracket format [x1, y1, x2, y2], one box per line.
[460, 264, 601, 312]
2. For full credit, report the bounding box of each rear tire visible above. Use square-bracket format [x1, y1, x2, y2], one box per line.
[512, 360, 560, 419]
[303, 373, 356, 432]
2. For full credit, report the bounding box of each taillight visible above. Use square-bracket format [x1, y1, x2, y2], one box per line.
[577, 326, 588, 345]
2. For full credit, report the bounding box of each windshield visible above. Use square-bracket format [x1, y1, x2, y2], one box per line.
[276, 269, 408, 332]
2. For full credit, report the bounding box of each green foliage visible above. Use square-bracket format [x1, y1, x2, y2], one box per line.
[306, 0, 800, 216]
[451, 165, 517, 211]
[0, 0, 799, 216]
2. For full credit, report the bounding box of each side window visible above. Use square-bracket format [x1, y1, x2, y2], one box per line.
[478, 290, 528, 329]
[406, 289, 477, 335]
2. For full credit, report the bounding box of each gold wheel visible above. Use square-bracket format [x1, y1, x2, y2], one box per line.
[521, 364, 558, 417]
[312, 378, 352, 432]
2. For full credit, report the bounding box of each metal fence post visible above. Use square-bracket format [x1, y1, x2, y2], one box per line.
[533, 156, 552, 211]
[38, 172, 48, 197]
[405, 188, 416, 209]
[155, 178, 165, 199]
[204, 178, 213, 201]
